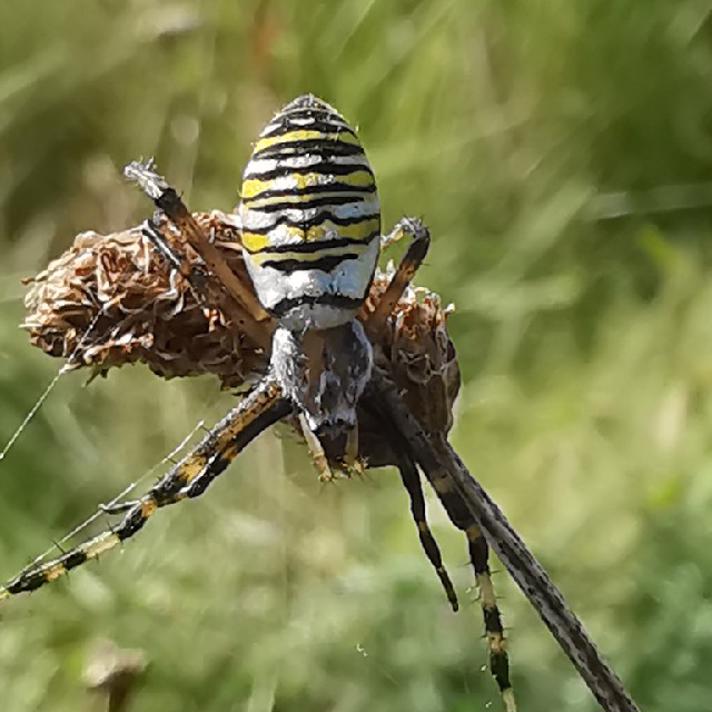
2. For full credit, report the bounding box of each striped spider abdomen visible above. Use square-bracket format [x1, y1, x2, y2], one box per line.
[238, 94, 380, 331]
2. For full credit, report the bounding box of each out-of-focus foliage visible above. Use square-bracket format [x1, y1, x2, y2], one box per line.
[2, 1, 712, 710]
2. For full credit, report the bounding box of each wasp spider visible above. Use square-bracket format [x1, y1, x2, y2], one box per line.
[1, 95, 514, 710]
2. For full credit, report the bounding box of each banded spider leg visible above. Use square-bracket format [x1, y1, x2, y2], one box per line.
[3, 161, 512, 709]
[366, 370, 516, 712]
[361, 221, 515, 710]
[364, 216, 431, 344]
[1, 163, 282, 601]
[0, 379, 289, 600]
[395, 449, 460, 612]
[124, 160, 273, 350]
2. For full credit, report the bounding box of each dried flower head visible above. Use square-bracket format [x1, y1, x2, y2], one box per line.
[22, 211, 460, 449]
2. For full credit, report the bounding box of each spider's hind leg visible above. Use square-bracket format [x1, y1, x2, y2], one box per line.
[125, 159, 269, 325]
[426, 467, 515, 711]
[125, 160, 272, 351]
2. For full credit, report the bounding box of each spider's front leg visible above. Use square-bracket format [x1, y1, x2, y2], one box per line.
[364, 374, 515, 711]
[363, 216, 431, 344]
[0, 379, 290, 601]
[124, 160, 273, 351]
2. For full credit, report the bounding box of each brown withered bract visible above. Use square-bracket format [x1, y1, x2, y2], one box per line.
[22, 210, 460, 465]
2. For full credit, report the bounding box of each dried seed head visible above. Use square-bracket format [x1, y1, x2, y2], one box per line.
[23, 212, 265, 389]
[22, 212, 460, 446]
[364, 268, 460, 436]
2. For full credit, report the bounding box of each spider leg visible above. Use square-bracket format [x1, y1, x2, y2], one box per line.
[138, 203, 271, 352]
[0, 379, 289, 601]
[466, 526, 514, 709]
[343, 427, 363, 475]
[99, 500, 137, 515]
[365, 217, 431, 342]
[298, 414, 334, 482]
[397, 453, 459, 612]
[362, 381, 514, 709]
[359, 396, 458, 610]
[421, 463, 515, 710]
[124, 160, 270, 326]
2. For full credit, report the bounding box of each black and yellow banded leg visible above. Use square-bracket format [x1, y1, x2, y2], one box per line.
[124, 159, 272, 350]
[397, 454, 459, 612]
[298, 414, 335, 482]
[358, 393, 457, 608]
[466, 525, 515, 712]
[425, 468, 515, 712]
[140, 219, 272, 351]
[0, 379, 289, 601]
[366, 217, 431, 342]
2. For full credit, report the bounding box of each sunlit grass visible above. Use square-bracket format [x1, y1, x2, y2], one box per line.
[2, 1, 712, 710]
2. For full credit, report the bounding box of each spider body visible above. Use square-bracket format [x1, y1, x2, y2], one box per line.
[240, 95, 380, 442]
[1, 98, 514, 709]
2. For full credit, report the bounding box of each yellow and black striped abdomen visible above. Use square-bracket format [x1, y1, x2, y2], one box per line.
[238, 95, 381, 330]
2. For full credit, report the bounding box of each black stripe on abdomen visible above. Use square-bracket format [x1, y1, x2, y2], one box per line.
[252, 139, 365, 160]
[261, 253, 360, 273]
[243, 193, 374, 214]
[243, 231, 379, 255]
[270, 294, 363, 317]
[261, 118, 357, 139]
[244, 162, 374, 181]
[242, 183, 376, 207]
[242, 211, 380, 235]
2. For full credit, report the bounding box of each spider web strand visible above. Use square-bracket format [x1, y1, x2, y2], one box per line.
[0, 309, 104, 463]
[29, 418, 208, 568]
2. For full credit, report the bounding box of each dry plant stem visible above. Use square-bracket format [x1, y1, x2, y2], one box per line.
[371, 368, 641, 712]
[84, 640, 146, 712]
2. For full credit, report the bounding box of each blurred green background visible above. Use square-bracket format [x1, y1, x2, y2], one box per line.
[2, 1, 712, 710]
